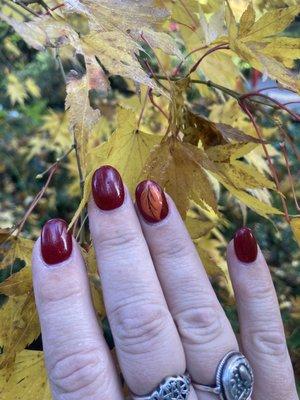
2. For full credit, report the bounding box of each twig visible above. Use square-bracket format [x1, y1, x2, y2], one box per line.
[154, 75, 297, 111]
[16, 165, 58, 235]
[36, 145, 75, 179]
[12, 0, 40, 17]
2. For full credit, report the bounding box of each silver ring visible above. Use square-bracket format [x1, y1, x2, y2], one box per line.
[131, 373, 191, 400]
[193, 351, 254, 400]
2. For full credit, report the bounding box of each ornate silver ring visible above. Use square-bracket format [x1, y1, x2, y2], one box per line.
[192, 351, 254, 400]
[131, 373, 191, 400]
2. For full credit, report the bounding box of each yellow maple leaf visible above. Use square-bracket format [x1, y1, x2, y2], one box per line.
[0, 290, 40, 375]
[6, 74, 27, 105]
[69, 107, 162, 228]
[0, 350, 51, 400]
[65, 72, 101, 173]
[0, 237, 40, 375]
[225, 2, 300, 91]
[290, 218, 300, 246]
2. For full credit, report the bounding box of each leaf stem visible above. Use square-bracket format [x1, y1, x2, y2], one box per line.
[240, 102, 290, 222]
[188, 43, 230, 75]
[280, 142, 300, 211]
[73, 134, 86, 244]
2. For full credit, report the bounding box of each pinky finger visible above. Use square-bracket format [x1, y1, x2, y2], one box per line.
[227, 227, 298, 400]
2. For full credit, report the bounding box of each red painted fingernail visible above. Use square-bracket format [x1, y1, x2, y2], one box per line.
[41, 219, 72, 265]
[135, 180, 169, 223]
[234, 227, 258, 263]
[92, 165, 125, 210]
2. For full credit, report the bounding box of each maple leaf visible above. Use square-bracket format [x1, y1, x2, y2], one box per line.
[183, 111, 263, 148]
[69, 107, 162, 228]
[0, 350, 51, 400]
[65, 0, 181, 90]
[225, 2, 300, 91]
[142, 137, 218, 217]
[6, 74, 27, 105]
[0, 237, 40, 375]
[65, 71, 101, 173]
[291, 218, 300, 247]
[0, 13, 75, 51]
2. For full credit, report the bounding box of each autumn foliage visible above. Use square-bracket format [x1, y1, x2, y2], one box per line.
[0, 0, 300, 397]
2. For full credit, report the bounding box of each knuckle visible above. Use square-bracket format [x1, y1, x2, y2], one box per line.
[247, 327, 288, 358]
[49, 347, 110, 397]
[37, 273, 83, 305]
[239, 279, 274, 303]
[98, 228, 141, 252]
[156, 236, 189, 260]
[175, 303, 223, 345]
[110, 299, 170, 354]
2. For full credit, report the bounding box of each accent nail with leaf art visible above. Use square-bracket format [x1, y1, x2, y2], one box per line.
[135, 180, 169, 223]
[41, 219, 73, 265]
[234, 227, 258, 263]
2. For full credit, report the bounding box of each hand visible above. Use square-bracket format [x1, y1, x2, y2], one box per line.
[32, 165, 298, 400]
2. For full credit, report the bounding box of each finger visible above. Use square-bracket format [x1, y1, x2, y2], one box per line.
[88, 166, 195, 398]
[135, 180, 238, 399]
[227, 227, 298, 400]
[32, 219, 123, 400]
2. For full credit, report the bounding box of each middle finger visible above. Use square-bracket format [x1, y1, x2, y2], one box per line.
[88, 166, 189, 397]
[135, 180, 239, 399]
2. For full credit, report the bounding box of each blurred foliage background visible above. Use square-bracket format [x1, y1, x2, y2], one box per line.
[0, 0, 299, 395]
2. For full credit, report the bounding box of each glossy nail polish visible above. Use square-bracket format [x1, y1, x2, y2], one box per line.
[92, 165, 125, 210]
[234, 227, 258, 263]
[135, 180, 169, 223]
[41, 219, 72, 265]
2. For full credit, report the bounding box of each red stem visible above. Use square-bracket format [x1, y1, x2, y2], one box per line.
[172, 19, 196, 32]
[44, 3, 65, 15]
[148, 89, 168, 119]
[188, 44, 230, 75]
[280, 142, 300, 211]
[256, 86, 296, 94]
[240, 92, 300, 121]
[240, 101, 290, 222]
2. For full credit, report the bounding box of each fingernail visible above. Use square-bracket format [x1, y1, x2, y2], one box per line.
[135, 180, 169, 223]
[92, 165, 125, 210]
[234, 227, 258, 263]
[41, 219, 72, 265]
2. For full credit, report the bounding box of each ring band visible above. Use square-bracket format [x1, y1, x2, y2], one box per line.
[131, 373, 191, 400]
[192, 351, 254, 400]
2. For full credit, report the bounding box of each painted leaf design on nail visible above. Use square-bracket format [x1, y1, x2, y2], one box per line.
[140, 183, 163, 221]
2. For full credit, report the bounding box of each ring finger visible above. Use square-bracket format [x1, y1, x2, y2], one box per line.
[88, 166, 197, 399]
[134, 180, 239, 399]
